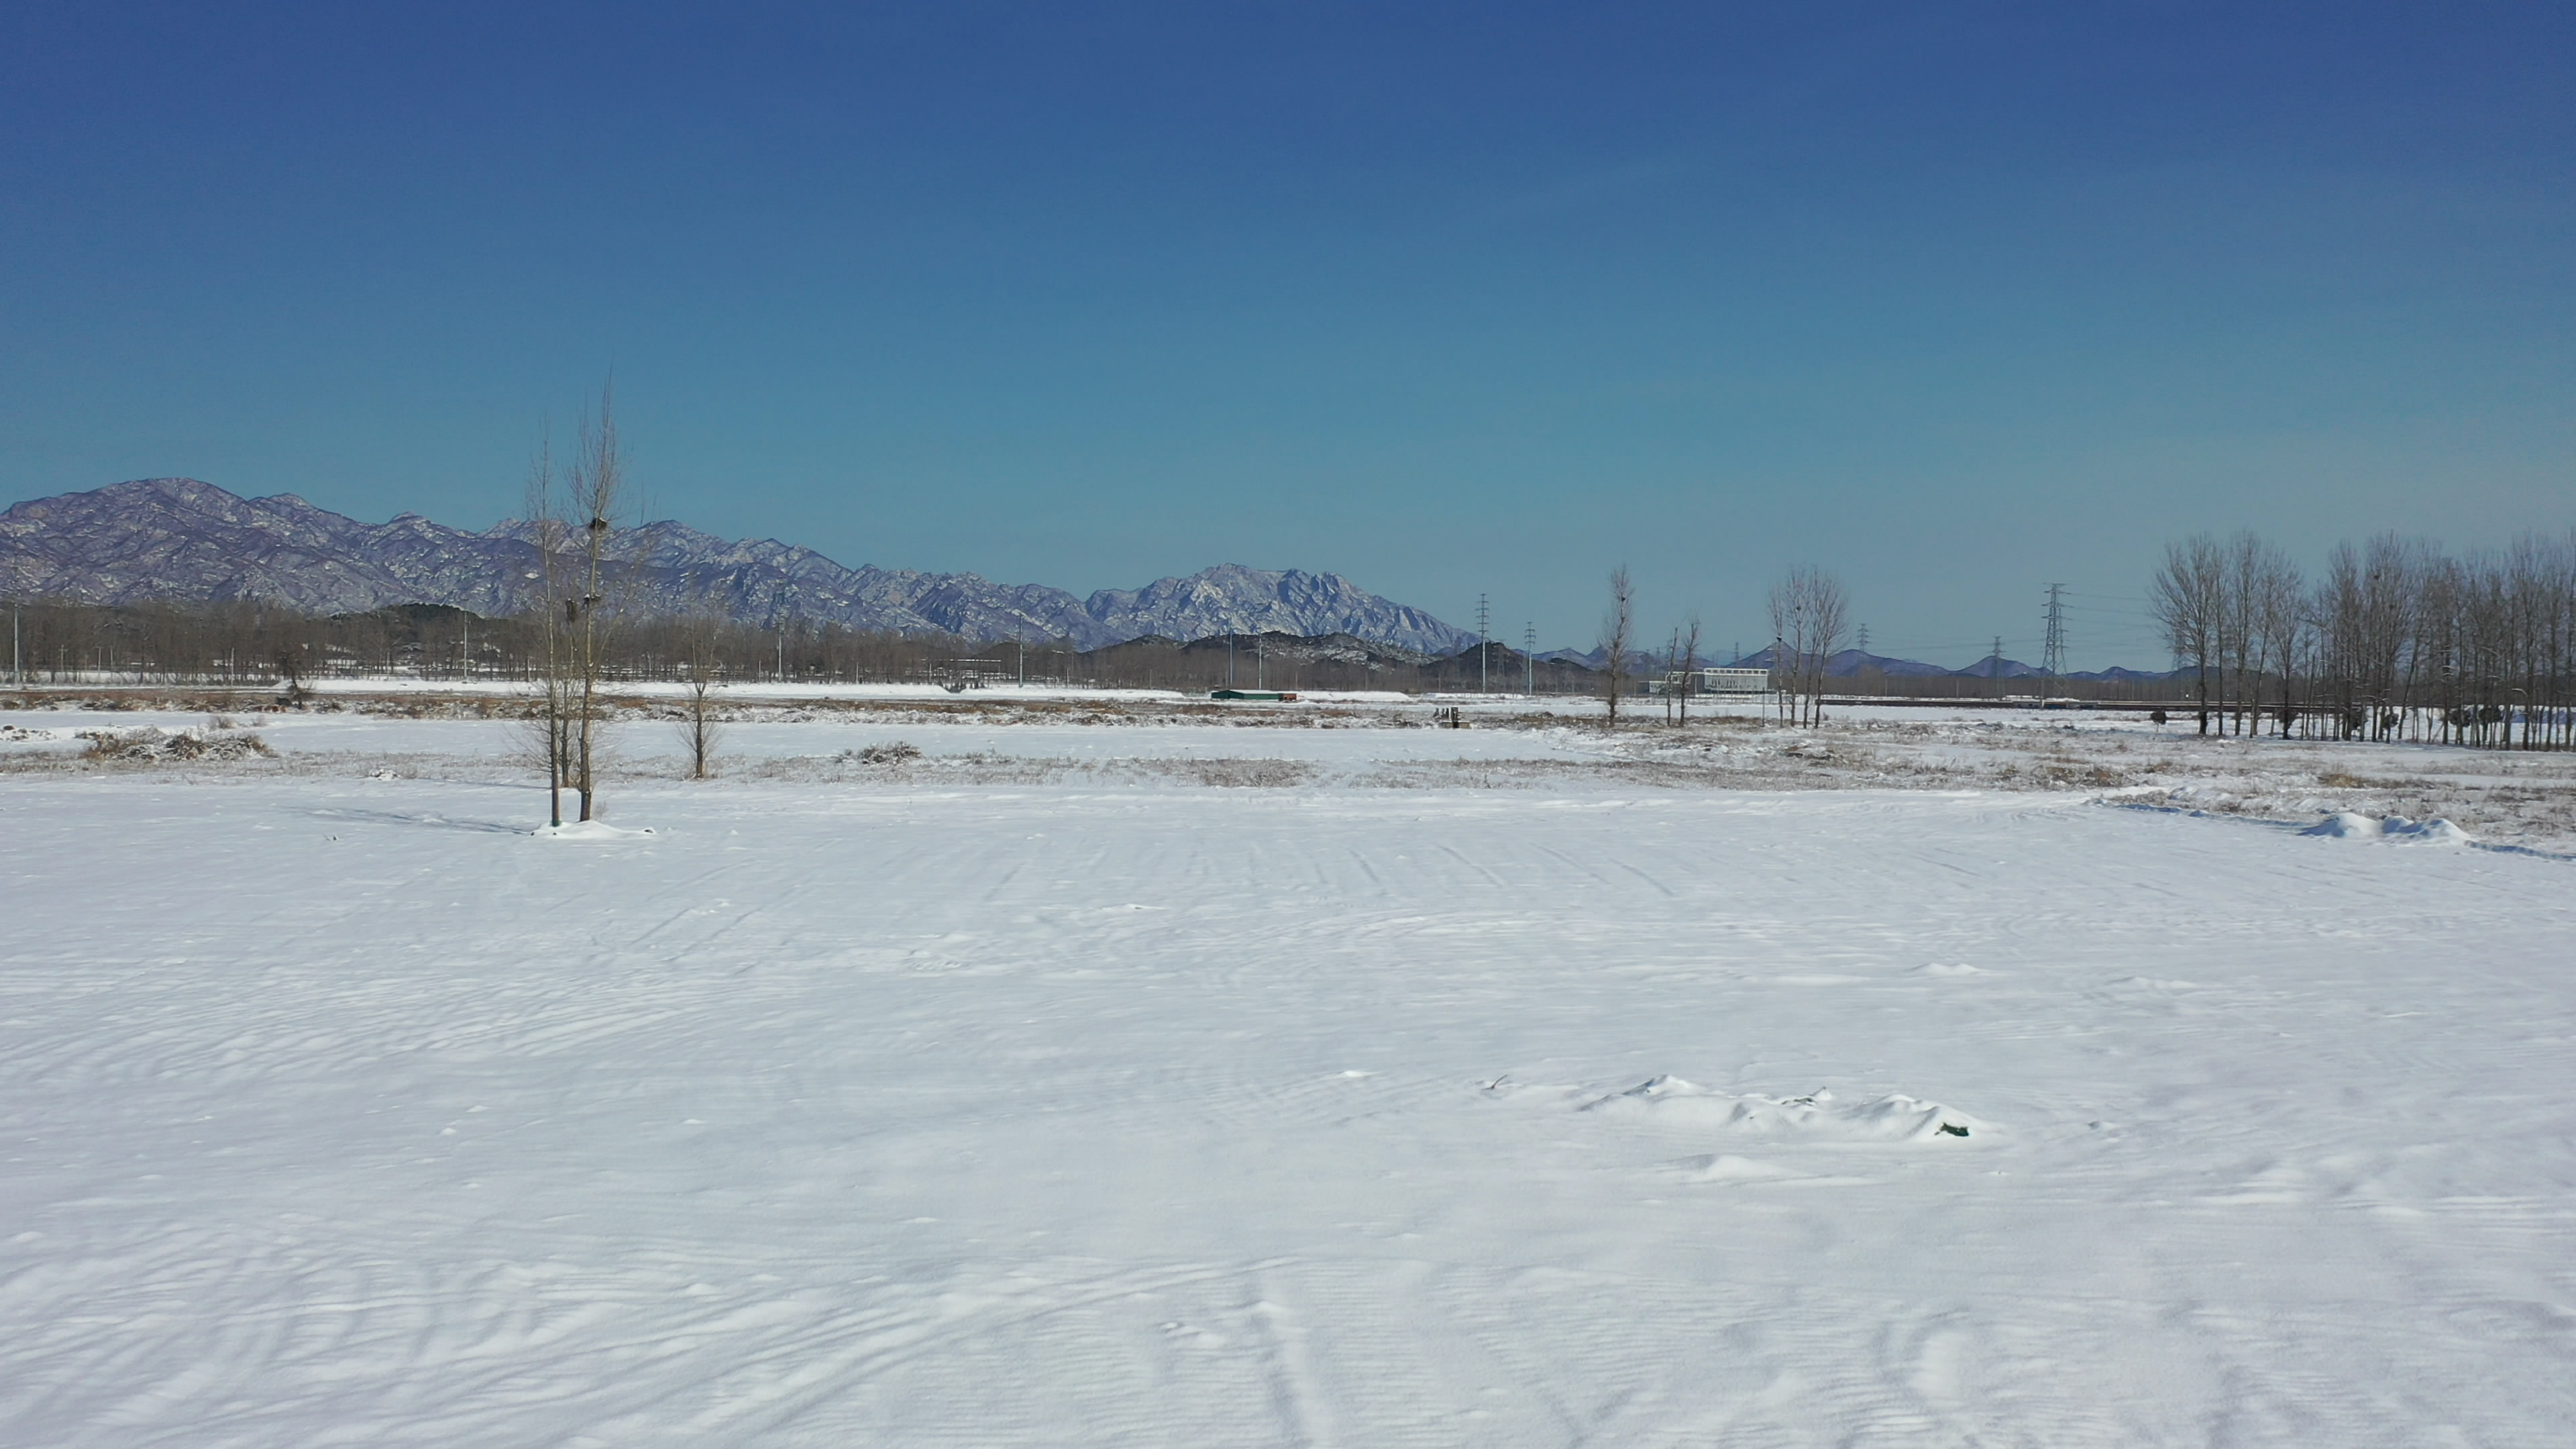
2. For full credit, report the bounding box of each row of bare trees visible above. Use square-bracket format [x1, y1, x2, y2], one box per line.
[2150, 529, 2576, 748]
[1592, 563, 1850, 728]
[1766, 566, 1849, 727]
[0, 602, 1621, 697]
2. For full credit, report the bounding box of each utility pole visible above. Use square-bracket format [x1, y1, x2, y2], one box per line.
[1477, 593, 1490, 694]
[2041, 584, 2066, 695]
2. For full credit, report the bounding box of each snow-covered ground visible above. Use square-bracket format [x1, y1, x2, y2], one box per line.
[9, 688, 2573, 851]
[5, 702, 2575, 1444]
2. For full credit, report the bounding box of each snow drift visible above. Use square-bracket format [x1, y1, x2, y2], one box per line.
[1582, 1076, 1987, 1142]
[2303, 812, 2473, 844]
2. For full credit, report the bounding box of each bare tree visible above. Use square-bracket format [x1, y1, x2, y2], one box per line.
[674, 599, 725, 780]
[1767, 566, 1848, 727]
[1601, 565, 1633, 727]
[522, 434, 574, 827]
[2150, 534, 2226, 734]
[1805, 574, 1847, 726]
[2249, 543, 2305, 737]
[1766, 594, 1794, 722]
[2224, 532, 2300, 736]
[561, 385, 628, 820]
[1674, 614, 1701, 726]
[2365, 534, 2432, 740]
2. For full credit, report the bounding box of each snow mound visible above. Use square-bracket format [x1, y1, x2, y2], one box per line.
[1914, 962, 1986, 977]
[2385, 816, 2473, 845]
[1686, 1154, 1803, 1182]
[1583, 1076, 1986, 1142]
[533, 820, 657, 841]
[2302, 813, 2473, 845]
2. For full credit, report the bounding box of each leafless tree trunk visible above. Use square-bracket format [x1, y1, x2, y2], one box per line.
[1767, 586, 1796, 722]
[1767, 566, 1848, 727]
[2251, 548, 2305, 737]
[1805, 575, 1847, 726]
[2223, 533, 2300, 737]
[675, 600, 724, 779]
[2361, 534, 2426, 739]
[2151, 535, 2226, 735]
[1599, 566, 1633, 728]
[564, 385, 627, 820]
[1675, 615, 1701, 727]
[523, 436, 572, 828]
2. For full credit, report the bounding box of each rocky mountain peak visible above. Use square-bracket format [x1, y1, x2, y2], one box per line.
[1, 479, 1480, 654]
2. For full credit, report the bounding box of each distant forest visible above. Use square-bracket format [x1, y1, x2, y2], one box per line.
[2, 596, 2181, 701]
[0, 598, 1614, 697]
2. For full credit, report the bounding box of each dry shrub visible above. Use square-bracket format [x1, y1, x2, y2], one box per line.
[1154, 757, 1316, 788]
[80, 728, 275, 763]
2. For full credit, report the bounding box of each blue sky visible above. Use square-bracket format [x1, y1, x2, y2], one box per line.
[5, 3, 2571, 665]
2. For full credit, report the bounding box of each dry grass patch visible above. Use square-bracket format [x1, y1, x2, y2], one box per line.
[78, 727, 276, 764]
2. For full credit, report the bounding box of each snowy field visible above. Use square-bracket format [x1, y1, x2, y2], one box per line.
[7, 686, 2574, 851]
[5, 702, 2576, 1444]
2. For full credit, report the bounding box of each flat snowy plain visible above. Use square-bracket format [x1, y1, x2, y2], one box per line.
[5, 696, 2574, 1445]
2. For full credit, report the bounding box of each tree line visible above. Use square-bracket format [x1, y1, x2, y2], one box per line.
[0, 600, 1623, 696]
[2149, 529, 2576, 749]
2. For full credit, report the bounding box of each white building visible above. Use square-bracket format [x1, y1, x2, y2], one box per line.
[1646, 667, 1773, 696]
[1694, 667, 1772, 694]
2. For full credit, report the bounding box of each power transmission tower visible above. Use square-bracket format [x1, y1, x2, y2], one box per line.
[1990, 635, 2005, 696]
[1857, 623, 1870, 654]
[1523, 623, 1535, 695]
[1476, 594, 1490, 694]
[2041, 583, 2066, 691]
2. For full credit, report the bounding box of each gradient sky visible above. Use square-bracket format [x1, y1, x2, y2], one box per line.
[5, 3, 2571, 666]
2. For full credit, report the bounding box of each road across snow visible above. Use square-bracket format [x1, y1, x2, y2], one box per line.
[3, 772, 2572, 1444]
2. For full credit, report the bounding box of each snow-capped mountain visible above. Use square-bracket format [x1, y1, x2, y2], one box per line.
[0, 478, 1481, 653]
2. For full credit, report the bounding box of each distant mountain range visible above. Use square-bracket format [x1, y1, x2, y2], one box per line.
[0, 478, 1481, 654]
[1538, 644, 2176, 683]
